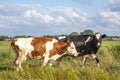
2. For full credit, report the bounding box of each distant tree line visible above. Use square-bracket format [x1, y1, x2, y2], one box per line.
[0, 35, 9, 41]
[0, 29, 120, 41]
[14, 35, 33, 38]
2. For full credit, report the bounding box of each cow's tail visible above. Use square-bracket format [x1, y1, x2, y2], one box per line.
[9, 39, 14, 57]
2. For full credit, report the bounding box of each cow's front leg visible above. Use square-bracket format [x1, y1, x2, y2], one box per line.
[95, 56, 99, 67]
[42, 57, 49, 67]
[90, 54, 99, 67]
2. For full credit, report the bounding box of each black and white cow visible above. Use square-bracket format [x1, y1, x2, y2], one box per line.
[58, 33, 106, 68]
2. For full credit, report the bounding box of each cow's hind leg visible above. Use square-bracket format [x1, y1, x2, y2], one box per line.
[82, 55, 88, 68]
[14, 51, 27, 71]
[14, 58, 23, 71]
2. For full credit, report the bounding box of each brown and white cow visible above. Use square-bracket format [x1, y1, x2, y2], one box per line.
[11, 37, 79, 70]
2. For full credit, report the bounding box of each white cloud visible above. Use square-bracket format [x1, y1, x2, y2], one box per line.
[24, 9, 68, 24]
[99, 10, 120, 25]
[0, 2, 120, 36]
[23, 7, 90, 25]
[71, 11, 80, 18]
[94, 0, 120, 35]
[0, 23, 5, 28]
[98, 0, 120, 28]
[105, 0, 120, 11]
[1, 4, 91, 36]
[55, 16, 69, 24]
[44, 15, 54, 23]
[24, 9, 53, 23]
[24, 10, 34, 19]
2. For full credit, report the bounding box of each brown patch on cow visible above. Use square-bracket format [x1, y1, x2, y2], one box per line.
[31, 37, 53, 57]
[49, 42, 70, 57]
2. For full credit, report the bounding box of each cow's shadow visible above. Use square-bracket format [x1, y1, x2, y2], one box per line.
[0, 66, 15, 72]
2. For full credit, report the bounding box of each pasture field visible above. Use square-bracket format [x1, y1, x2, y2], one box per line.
[0, 41, 120, 80]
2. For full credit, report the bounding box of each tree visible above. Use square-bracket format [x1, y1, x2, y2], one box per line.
[69, 32, 79, 36]
[0, 35, 9, 41]
[80, 29, 94, 35]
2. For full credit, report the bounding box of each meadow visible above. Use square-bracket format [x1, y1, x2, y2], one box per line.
[0, 41, 120, 80]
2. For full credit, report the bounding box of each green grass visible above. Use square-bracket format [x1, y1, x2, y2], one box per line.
[0, 41, 120, 80]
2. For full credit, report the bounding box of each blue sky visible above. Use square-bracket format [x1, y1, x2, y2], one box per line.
[0, 0, 120, 36]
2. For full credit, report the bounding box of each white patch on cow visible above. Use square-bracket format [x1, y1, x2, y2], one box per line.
[58, 36, 66, 40]
[85, 36, 91, 45]
[67, 42, 79, 56]
[45, 39, 58, 56]
[15, 38, 34, 57]
[95, 33, 101, 39]
[42, 39, 58, 67]
[95, 33, 102, 47]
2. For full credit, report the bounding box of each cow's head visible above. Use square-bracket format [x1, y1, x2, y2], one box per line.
[93, 33, 106, 48]
[67, 41, 79, 57]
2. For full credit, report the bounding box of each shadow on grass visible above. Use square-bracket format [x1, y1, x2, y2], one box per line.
[0, 66, 15, 72]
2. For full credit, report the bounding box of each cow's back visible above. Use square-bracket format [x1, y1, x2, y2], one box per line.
[68, 35, 91, 52]
[31, 37, 54, 57]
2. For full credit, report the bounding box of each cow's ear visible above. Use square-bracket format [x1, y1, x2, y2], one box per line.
[102, 34, 106, 38]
